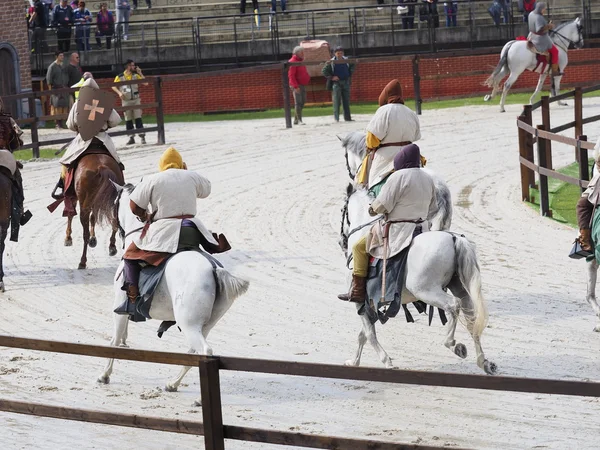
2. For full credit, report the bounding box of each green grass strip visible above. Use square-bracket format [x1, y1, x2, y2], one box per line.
[13, 148, 60, 161]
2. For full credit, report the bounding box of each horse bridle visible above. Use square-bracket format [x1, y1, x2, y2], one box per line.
[550, 23, 584, 51]
[343, 148, 354, 179]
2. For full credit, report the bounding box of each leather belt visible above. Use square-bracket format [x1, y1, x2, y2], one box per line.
[378, 141, 412, 148]
[140, 214, 194, 239]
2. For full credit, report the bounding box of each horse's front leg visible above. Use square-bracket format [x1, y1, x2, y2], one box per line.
[65, 214, 74, 247]
[356, 313, 393, 368]
[88, 212, 97, 248]
[529, 73, 547, 106]
[78, 209, 91, 269]
[344, 307, 367, 367]
[586, 259, 600, 332]
[0, 222, 8, 292]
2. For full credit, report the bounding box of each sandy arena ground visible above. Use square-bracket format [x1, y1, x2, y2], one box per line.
[0, 99, 599, 449]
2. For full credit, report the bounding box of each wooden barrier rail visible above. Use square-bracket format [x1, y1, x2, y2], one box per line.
[1, 77, 166, 158]
[0, 334, 599, 449]
[517, 85, 600, 215]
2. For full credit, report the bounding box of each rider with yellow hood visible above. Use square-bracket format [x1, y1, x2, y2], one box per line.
[116, 147, 231, 319]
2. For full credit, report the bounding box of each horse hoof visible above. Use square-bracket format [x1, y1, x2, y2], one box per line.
[0, 282, 4, 293]
[164, 384, 178, 393]
[559, 101, 568, 107]
[64, 238, 73, 247]
[344, 359, 358, 366]
[499, 108, 506, 113]
[97, 374, 110, 384]
[593, 324, 600, 333]
[78, 263, 86, 270]
[484, 94, 491, 102]
[484, 360, 497, 375]
[109, 246, 117, 257]
[192, 399, 202, 407]
[89, 237, 97, 248]
[454, 343, 468, 359]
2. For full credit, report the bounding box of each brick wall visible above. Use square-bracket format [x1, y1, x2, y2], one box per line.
[0, 0, 31, 92]
[99, 48, 600, 116]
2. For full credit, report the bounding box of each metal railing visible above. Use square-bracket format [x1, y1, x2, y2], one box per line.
[28, 0, 598, 75]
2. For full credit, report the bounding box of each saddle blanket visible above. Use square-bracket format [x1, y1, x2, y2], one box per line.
[125, 249, 223, 333]
[588, 208, 600, 264]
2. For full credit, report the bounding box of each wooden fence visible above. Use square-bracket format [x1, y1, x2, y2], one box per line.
[2, 77, 166, 159]
[0, 335, 599, 449]
[517, 85, 600, 217]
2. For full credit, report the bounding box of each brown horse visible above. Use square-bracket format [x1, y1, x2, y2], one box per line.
[65, 154, 124, 269]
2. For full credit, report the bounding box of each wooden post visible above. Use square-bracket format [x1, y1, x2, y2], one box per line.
[574, 87, 583, 161]
[540, 96, 552, 170]
[199, 357, 224, 450]
[154, 77, 166, 145]
[412, 56, 422, 116]
[522, 104, 535, 189]
[28, 94, 40, 159]
[578, 135, 589, 194]
[537, 125, 551, 217]
[518, 114, 532, 202]
[282, 63, 292, 129]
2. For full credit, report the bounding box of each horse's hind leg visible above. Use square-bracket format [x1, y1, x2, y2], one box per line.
[165, 348, 196, 392]
[529, 74, 547, 106]
[78, 208, 91, 269]
[459, 293, 496, 375]
[97, 312, 130, 384]
[65, 215, 74, 246]
[499, 72, 519, 113]
[108, 220, 118, 257]
[88, 212, 97, 248]
[586, 259, 600, 332]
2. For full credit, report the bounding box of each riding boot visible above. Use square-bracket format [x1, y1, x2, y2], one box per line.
[579, 228, 593, 252]
[51, 177, 65, 200]
[337, 274, 367, 303]
[551, 63, 562, 77]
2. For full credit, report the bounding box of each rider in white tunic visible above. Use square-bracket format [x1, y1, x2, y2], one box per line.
[52, 78, 124, 199]
[357, 79, 421, 192]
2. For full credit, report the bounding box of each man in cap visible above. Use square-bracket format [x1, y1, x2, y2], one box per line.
[322, 46, 355, 122]
[112, 59, 148, 145]
[528, 2, 561, 77]
[51, 77, 124, 205]
[115, 147, 231, 319]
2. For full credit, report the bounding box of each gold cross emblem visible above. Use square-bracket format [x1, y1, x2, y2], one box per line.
[84, 99, 105, 121]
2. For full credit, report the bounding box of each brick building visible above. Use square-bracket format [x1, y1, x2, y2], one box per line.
[0, 0, 31, 116]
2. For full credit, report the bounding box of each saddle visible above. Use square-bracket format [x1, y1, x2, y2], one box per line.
[517, 36, 551, 73]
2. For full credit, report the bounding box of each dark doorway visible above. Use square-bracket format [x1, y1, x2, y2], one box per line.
[0, 48, 18, 117]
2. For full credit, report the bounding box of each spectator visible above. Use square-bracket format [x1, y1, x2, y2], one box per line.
[65, 52, 82, 106]
[46, 51, 70, 130]
[240, 0, 258, 14]
[53, 0, 74, 52]
[70, 0, 78, 9]
[270, 0, 286, 13]
[421, 0, 440, 28]
[116, 0, 131, 41]
[73, 1, 92, 51]
[322, 46, 355, 122]
[518, 0, 535, 22]
[489, 0, 510, 26]
[288, 46, 310, 126]
[132, 0, 152, 9]
[95, 2, 114, 49]
[444, 2, 458, 27]
[42, 0, 53, 26]
[397, 0, 415, 29]
[29, 0, 49, 54]
[112, 60, 148, 145]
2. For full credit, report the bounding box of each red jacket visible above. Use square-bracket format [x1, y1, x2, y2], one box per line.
[288, 54, 310, 89]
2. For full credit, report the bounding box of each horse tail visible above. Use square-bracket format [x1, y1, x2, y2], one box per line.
[91, 165, 119, 226]
[204, 267, 249, 328]
[453, 235, 488, 338]
[484, 41, 514, 88]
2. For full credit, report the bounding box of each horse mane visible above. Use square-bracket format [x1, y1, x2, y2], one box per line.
[122, 182, 135, 194]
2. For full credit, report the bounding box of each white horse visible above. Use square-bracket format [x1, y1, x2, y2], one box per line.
[341, 183, 496, 374]
[338, 131, 453, 231]
[484, 18, 584, 113]
[97, 183, 249, 402]
[585, 259, 600, 332]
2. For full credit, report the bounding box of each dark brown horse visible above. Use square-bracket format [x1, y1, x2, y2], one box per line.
[65, 154, 124, 269]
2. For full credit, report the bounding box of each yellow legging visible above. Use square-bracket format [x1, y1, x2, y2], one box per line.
[352, 235, 369, 278]
[60, 165, 68, 179]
